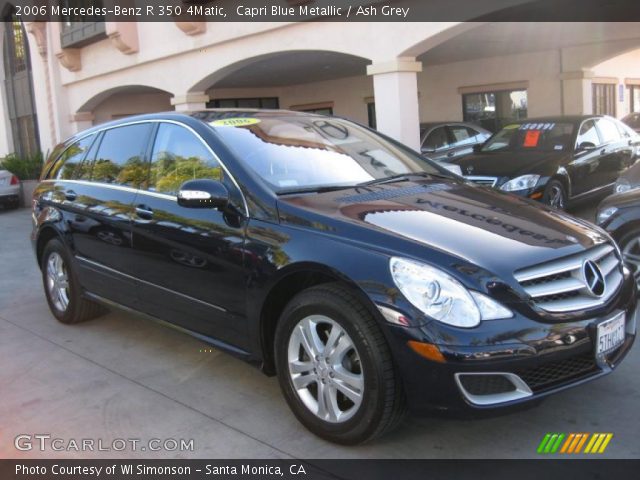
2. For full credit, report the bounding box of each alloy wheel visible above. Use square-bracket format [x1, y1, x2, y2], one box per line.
[46, 252, 70, 312]
[548, 185, 565, 209]
[622, 236, 640, 289]
[287, 315, 364, 423]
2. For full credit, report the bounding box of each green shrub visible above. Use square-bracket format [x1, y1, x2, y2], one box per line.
[0, 151, 45, 180]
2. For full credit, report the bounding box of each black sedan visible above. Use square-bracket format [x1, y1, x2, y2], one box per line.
[32, 110, 636, 444]
[452, 115, 640, 209]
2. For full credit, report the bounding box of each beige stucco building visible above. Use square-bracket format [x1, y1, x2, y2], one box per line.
[1, 16, 640, 159]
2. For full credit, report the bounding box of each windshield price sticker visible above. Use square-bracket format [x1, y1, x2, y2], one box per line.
[523, 130, 542, 147]
[210, 118, 261, 127]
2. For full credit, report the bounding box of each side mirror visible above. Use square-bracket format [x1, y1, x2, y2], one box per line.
[577, 141, 597, 151]
[177, 179, 229, 210]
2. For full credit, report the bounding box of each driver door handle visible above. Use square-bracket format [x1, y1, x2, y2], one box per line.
[135, 204, 154, 219]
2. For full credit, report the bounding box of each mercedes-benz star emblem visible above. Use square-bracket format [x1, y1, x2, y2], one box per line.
[583, 260, 606, 297]
[466, 166, 474, 174]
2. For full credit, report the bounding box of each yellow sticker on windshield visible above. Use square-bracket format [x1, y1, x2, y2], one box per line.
[210, 118, 261, 127]
[504, 124, 519, 129]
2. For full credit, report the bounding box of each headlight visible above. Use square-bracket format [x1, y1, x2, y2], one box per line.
[389, 257, 512, 328]
[500, 174, 540, 192]
[596, 206, 618, 225]
[614, 179, 632, 193]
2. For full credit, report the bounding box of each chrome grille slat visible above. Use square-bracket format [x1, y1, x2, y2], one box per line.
[514, 244, 622, 313]
[465, 176, 498, 187]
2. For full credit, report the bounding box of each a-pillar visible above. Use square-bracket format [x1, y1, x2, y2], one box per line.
[367, 57, 422, 150]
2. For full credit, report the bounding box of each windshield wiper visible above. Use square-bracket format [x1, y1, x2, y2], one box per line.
[277, 185, 359, 196]
[358, 171, 449, 186]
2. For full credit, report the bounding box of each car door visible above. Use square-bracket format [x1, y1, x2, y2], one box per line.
[569, 119, 604, 196]
[595, 117, 634, 185]
[421, 126, 452, 161]
[45, 123, 154, 307]
[130, 122, 249, 348]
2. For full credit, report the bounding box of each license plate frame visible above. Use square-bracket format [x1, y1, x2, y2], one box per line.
[596, 313, 625, 356]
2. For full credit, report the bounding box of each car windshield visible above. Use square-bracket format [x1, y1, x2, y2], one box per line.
[209, 114, 450, 193]
[481, 122, 575, 153]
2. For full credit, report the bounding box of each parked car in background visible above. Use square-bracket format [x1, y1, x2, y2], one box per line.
[32, 111, 636, 444]
[622, 112, 640, 133]
[0, 168, 20, 209]
[419, 122, 491, 162]
[451, 115, 640, 209]
[597, 189, 640, 288]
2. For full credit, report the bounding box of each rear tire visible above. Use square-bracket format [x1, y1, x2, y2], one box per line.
[543, 179, 567, 209]
[274, 283, 406, 444]
[41, 238, 106, 324]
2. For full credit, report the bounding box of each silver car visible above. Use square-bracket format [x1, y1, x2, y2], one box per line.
[420, 122, 491, 162]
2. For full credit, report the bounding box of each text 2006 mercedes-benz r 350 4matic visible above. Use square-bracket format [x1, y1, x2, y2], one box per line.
[31, 110, 636, 444]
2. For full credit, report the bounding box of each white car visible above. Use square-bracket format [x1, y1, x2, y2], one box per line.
[0, 169, 20, 209]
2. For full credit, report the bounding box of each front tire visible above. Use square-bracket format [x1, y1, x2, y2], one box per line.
[41, 238, 106, 324]
[274, 283, 405, 444]
[542, 179, 567, 209]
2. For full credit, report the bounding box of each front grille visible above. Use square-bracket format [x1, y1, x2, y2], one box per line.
[514, 244, 623, 313]
[465, 176, 498, 187]
[458, 375, 516, 396]
[514, 352, 598, 392]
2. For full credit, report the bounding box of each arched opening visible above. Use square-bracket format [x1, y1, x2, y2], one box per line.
[190, 50, 374, 126]
[2, 6, 40, 156]
[77, 85, 173, 125]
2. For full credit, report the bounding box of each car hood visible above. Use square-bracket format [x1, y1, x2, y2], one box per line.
[277, 178, 607, 278]
[453, 151, 567, 178]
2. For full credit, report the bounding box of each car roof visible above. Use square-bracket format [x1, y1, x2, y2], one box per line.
[506, 115, 607, 124]
[64, 109, 333, 144]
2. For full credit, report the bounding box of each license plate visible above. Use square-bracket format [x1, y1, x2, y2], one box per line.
[596, 314, 625, 356]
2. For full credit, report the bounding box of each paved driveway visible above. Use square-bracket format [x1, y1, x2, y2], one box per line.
[0, 207, 638, 459]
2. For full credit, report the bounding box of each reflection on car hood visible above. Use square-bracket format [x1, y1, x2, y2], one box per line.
[278, 179, 607, 276]
[453, 151, 568, 178]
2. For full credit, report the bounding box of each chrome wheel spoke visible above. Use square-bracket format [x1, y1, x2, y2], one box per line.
[287, 315, 364, 424]
[46, 252, 70, 312]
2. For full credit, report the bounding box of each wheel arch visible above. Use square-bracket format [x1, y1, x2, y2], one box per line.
[257, 262, 381, 375]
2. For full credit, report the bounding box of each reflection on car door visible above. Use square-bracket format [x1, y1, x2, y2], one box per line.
[130, 122, 249, 349]
[46, 123, 154, 308]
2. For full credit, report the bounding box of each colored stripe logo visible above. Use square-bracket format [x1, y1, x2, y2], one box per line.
[537, 433, 613, 454]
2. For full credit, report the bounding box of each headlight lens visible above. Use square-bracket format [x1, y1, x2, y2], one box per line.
[614, 179, 632, 193]
[389, 258, 512, 328]
[500, 174, 541, 192]
[596, 206, 618, 225]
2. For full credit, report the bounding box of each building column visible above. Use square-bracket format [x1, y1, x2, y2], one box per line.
[367, 57, 422, 151]
[560, 70, 594, 115]
[170, 92, 209, 112]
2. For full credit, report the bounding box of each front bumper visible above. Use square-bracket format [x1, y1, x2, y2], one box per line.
[383, 269, 637, 416]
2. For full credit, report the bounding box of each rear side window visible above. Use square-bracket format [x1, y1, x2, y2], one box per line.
[92, 123, 153, 188]
[147, 123, 221, 195]
[448, 126, 477, 147]
[49, 135, 95, 180]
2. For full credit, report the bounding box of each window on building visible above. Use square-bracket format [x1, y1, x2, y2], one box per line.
[462, 89, 528, 133]
[92, 124, 153, 187]
[592, 83, 616, 116]
[367, 102, 376, 129]
[59, 0, 106, 48]
[147, 123, 222, 195]
[631, 86, 640, 113]
[207, 97, 279, 109]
